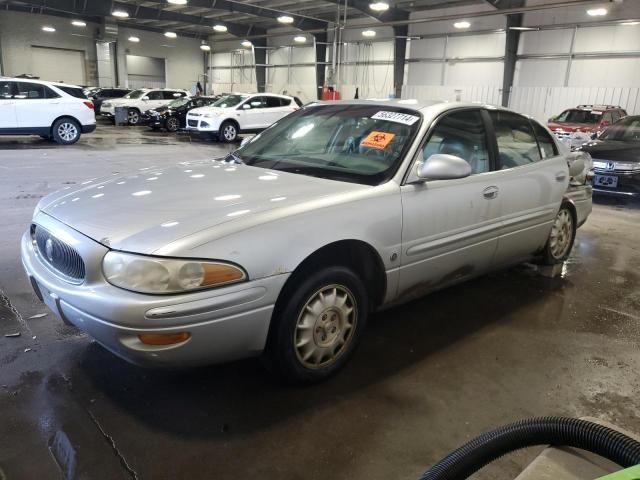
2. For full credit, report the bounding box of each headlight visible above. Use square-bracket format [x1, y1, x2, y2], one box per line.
[103, 102, 111, 107]
[202, 112, 220, 118]
[102, 251, 247, 294]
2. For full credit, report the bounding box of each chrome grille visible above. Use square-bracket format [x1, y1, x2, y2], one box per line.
[32, 225, 86, 281]
[593, 160, 640, 174]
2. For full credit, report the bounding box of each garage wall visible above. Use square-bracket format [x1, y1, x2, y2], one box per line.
[210, 49, 256, 95]
[126, 55, 166, 89]
[116, 28, 204, 90]
[0, 11, 98, 85]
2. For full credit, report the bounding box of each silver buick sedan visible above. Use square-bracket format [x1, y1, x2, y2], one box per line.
[22, 100, 592, 383]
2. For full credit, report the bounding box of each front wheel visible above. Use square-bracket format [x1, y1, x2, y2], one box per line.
[264, 266, 368, 384]
[127, 108, 141, 125]
[218, 121, 238, 142]
[166, 116, 180, 132]
[51, 118, 81, 145]
[540, 204, 576, 265]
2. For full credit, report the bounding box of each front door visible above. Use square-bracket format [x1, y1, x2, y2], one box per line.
[14, 81, 60, 128]
[0, 80, 17, 128]
[398, 109, 501, 300]
[239, 96, 267, 130]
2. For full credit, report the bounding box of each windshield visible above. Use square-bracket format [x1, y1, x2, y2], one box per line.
[213, 95, 247, 108]
[555, 109, 602, 124]
[599, 117, 640, 142]
[168, 97, 190, 108]
[238, 104, 422, 185]
[124, 90, 145, 99]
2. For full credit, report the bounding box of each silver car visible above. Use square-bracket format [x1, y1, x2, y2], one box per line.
[21, 101, 591, 383]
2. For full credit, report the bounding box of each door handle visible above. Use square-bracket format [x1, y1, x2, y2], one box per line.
[483, 186, 499, 199]
[555, 172, 567, 181]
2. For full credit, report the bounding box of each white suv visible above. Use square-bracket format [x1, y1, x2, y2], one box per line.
[186, 93, 300, 142]
[101, 88, 190, 125]
[0, 78, 96, 145]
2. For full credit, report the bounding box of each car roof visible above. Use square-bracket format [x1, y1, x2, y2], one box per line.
[2, 77, 83, 89]
[307, 99, 520, 115]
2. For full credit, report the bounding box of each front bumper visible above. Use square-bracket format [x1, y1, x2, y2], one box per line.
[21, 213, 288, 367]
[592, 170, 640, 197]
[185, 116, 220, 132]
[144, 114, 166, 129]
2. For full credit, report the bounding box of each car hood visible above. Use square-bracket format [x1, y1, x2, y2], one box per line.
[548, 121, 598, 133]
[38, 161, 368, 254]
[581, 140, 640, 162]
[188, 106, 229, 115]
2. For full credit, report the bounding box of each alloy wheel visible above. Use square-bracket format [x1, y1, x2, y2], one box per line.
[294, 284, 357, 369]
[57, 122, 78, 142]
[549, 209, 573, 260]
[128, 110, 140, 124]
[223, 124, 237, 141]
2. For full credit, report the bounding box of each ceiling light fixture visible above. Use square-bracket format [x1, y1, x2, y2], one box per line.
[453, 21, 471, 29]
[241, 40, 253, 47]
[112, 10, 129, 18]
[293, 35, 306, 43]
[277, 15, 294, 24]
[71, 20, 86, 27]
[369, 2, 389, 11]
[362, 30, 376, 37]
[200, 44, 211, 51]
[128, 36, 140, 42]
[42, 26, 56, 32]
[213, 24, 228, 32]
[164, 31, 177, 38]
[587, 7, 607, 16]
[168, 0, 188, 4]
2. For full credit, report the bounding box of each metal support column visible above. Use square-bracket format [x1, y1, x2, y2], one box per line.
[314, 32, 328, 99]
[393, 25, 408, 99]
[253, 38, 267, 93]
[501, 13, 522, 107]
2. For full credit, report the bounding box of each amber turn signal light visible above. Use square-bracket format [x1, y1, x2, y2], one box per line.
[138, 332, 191, 345]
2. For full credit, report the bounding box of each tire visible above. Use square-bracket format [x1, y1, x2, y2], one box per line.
[127, 108, 141, 125]
[51, 118, 81, 145]
[540, 203, 576, 265]
[264, 266, 368, 384]
[218, 121, 238, 142]
[166, 116, 180, 132]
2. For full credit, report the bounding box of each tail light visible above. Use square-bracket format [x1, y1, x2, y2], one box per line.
[83, 101, 94, 110]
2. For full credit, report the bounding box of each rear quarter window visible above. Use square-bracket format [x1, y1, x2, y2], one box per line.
[530, 120, 558, 158]
[57, 86, 87, 99]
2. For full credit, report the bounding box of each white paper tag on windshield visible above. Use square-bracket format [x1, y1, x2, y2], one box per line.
[372, 111, 420, 125]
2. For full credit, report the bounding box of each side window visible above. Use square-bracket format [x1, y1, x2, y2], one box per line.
[489, 111, 542, 169]
[530, 120, 558, 159]
[146, 91, 163, 100]
[420, 109, 490, 175]
[248, 96, 266, 109]
[0, 81, 15, 99]
[281, 98, 292, 106]
[14, 82, 48, 99]
[162, 91, 180, 100]
[265, 96, 281, 108]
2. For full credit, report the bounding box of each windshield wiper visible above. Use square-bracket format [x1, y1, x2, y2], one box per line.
[223, 150, 244, 164]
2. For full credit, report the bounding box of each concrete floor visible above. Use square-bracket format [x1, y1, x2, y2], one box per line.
[1, 123, 640, 480]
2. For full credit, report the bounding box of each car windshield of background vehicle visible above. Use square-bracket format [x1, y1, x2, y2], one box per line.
[599, 117, 640, 142]
[124, 90, 145, 99]
[556, 109, 602, 124]
[168, 97, 190, 108]
[238, 104, 422, 185]
[212, 95, 247, 108]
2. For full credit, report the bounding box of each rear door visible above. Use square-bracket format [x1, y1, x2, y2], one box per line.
[14, 81, 61, 128]
[0, 80, 17, 128]
[398, 108, 501, 298]
[487, 110, 568, 267]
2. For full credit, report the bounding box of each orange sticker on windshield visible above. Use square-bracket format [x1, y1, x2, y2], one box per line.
[361, 131, 395, 150]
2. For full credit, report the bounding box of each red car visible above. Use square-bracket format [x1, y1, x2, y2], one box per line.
[548, 105, 627, 148]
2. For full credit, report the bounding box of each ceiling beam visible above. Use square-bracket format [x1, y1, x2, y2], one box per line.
[5, 0, 267, 37]
[484, 0, 526, 9]
[140, 0, 330, 31]
[321, 0, 409, 23]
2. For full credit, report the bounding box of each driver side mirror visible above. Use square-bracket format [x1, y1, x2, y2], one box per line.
[417, 154, 472, 180]
[141, 96, 149, 101]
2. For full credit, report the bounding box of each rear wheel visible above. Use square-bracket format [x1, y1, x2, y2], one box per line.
[264, 266, 368, 384]
[540, 204, 576, 265]
[218, 121, 238, 142]
[51, 118, 81, 145]
[166, 116, 180, 132]
[127, 108, 141, 125]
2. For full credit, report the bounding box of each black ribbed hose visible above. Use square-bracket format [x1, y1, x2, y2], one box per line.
[419, 417, 640, 480]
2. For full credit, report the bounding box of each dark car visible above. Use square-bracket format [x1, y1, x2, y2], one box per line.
[143, 96, 221, 132]
[579, 115, 640, 197]
[90, 88, 131, 115]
